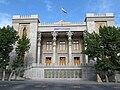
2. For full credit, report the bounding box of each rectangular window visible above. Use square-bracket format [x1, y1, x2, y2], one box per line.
[46, 41, 52, 51]
[73, 40, 79, 50]
[59, 41, 66, 50]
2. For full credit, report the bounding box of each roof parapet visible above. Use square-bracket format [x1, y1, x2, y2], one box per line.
[13, 15, 39, 19]
[86, 13, 114, 17]
[39, 22, 86, 26]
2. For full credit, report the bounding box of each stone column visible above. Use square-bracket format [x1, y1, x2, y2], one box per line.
[67, 31, 73, 65]
[37, 32, 41, 65]
[83, 31, 88, 63]
[85, 54, 88, 63]
[52, 31, 57, 65]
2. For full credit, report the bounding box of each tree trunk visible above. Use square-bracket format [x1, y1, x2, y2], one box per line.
[105, 74, 109, 83]
[15, 70, 19, 80]
[2, 70, 5, 81]
[115, 70, 117, 83]
[15, 72, 17, 80]
[8, 70, 14, 81]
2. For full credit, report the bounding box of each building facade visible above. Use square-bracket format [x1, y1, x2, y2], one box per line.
[12, 13, 114, 80]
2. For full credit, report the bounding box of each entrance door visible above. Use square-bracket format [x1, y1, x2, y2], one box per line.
[60, 57, 66, 65]
[74, 57, 80, 65]
[46, 57, 51, 65]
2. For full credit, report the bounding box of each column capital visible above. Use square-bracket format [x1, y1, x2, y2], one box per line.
[38, 32, 41, 41]
[67, 31, 73, 41]
[52, 31, 58, 41]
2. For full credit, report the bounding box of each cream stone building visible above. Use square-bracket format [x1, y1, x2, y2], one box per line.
[12, 13, 114, 80]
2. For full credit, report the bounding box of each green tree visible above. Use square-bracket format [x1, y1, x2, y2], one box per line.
[83, 26, 120, 82]
[9, 28, 30, 80]
[16, 29, 30, 64]
[0, 26, 18, 81]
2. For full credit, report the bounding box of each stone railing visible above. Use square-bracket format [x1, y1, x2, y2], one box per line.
[44, 69, 82, 78]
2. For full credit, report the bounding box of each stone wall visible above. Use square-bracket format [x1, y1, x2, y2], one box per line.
[24, 64, 96, 81]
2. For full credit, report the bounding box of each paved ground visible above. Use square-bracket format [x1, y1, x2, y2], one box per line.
[0, 80, 120, 90]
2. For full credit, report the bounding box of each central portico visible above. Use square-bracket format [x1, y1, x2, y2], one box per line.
[37, 28, 86, 66]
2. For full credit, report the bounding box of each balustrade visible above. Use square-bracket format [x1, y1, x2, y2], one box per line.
[44, 69, 82, 78]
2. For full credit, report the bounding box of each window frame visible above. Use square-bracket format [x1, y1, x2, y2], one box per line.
[59, 41, 66, 51]
[46, 41, 52, 51]
[73, 40, 79, 50]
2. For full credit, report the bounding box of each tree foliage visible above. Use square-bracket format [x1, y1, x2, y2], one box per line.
[12, 29, 30, 70]
[0, 26, 18, 69]
[83, 26, 120, 72]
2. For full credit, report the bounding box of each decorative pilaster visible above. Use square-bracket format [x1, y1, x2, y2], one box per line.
[67, 31, 73, 65]
[52, 31, 57, 65]
[37, 32, 41, 64]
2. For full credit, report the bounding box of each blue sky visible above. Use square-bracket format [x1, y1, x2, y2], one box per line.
[0, 0, 120, 27]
